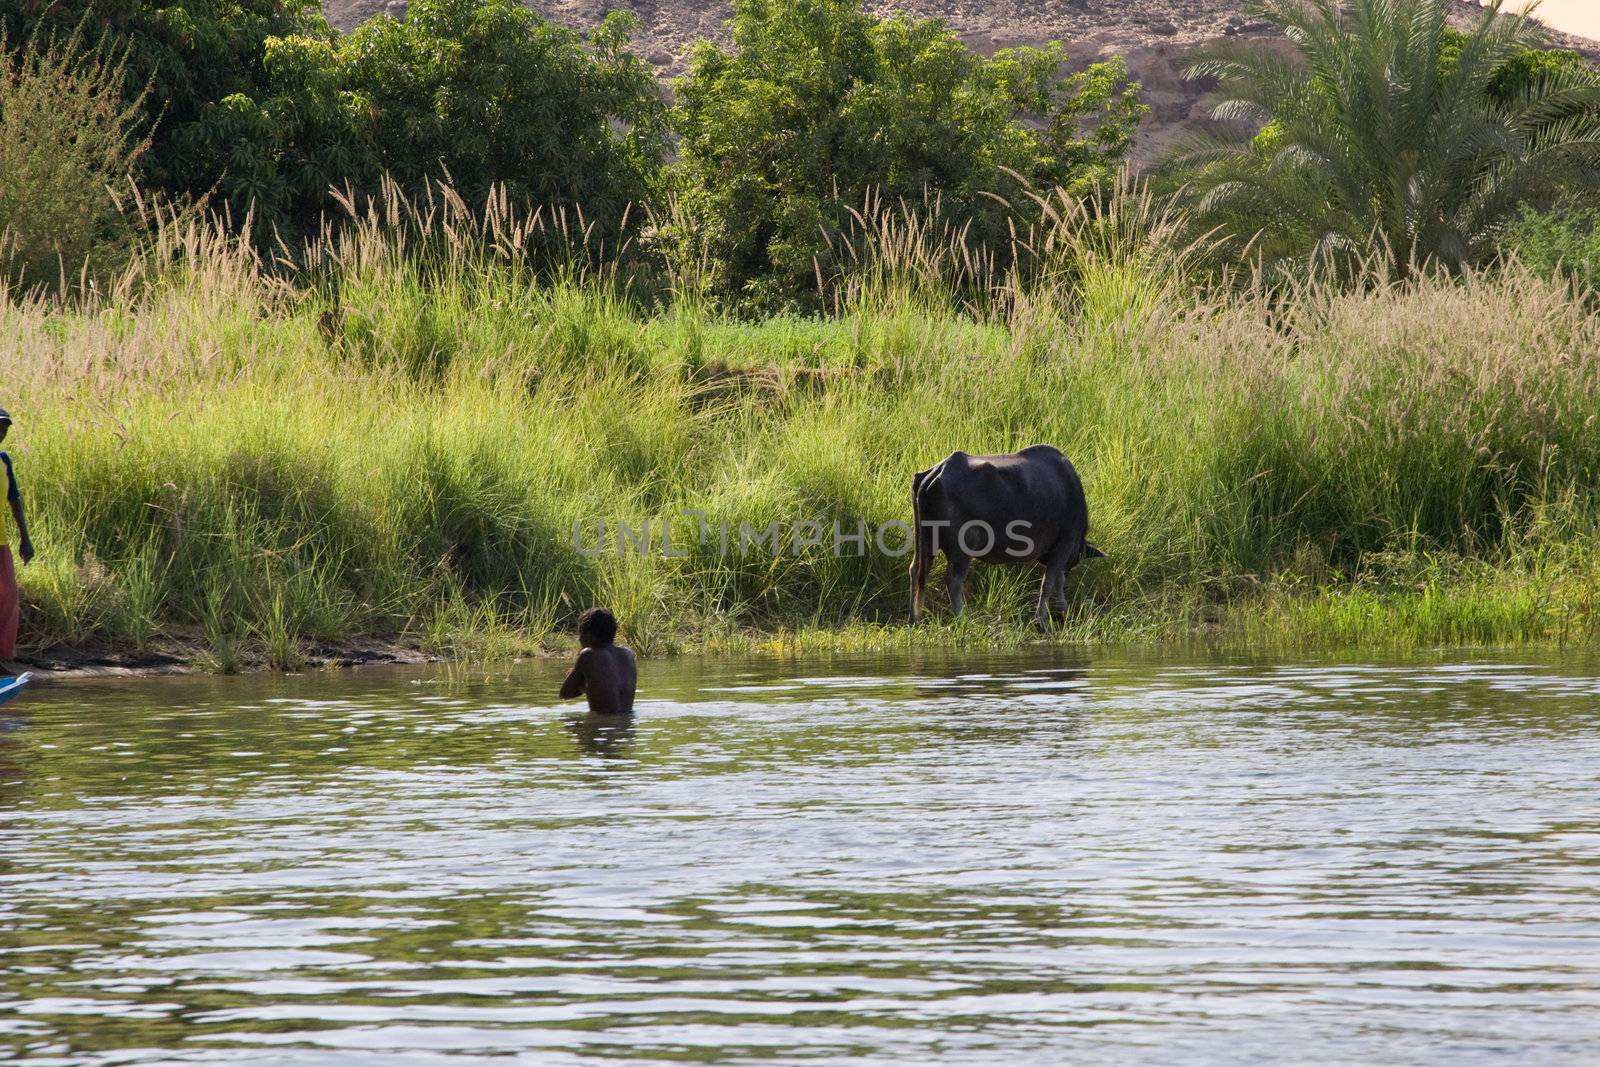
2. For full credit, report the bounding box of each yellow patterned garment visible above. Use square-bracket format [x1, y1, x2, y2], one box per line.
[0, 456, 11, 546]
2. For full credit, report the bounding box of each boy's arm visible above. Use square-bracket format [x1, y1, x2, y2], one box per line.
[559, 652, 587, 699]
[1, 454, 29, 565]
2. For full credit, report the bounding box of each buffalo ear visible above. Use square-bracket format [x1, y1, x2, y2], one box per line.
[1083, 542, 1106, 559]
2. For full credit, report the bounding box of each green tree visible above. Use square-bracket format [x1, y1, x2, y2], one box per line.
[2, 0, 666, 239]
[182, 29, 374, 231]
[335, 0, 666, 232]
[1174, 0, 1600, 277]
[670, 0, 1145, 306]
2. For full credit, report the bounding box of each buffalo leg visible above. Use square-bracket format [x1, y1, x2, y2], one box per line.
[908, 559, 923, 625]
[1036, 563, 1066, 629]
[1039, 541, 1081, 627]
[946, 553, 972, 616]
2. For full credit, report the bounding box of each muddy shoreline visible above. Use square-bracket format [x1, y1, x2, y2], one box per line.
[14, 639, 443, 679]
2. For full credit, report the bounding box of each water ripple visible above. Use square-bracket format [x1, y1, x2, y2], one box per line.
[2, 652, 1599, 1064]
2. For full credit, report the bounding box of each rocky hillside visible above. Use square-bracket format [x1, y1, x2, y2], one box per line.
[321, 1, 1599, 164]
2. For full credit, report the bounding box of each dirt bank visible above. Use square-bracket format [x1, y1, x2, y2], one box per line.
[15, 639, 439, 678]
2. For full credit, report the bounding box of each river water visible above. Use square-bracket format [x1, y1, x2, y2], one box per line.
[2, 651, 1599, 1065]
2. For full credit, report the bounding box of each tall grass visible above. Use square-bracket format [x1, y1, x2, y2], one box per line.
[5, 180, 1599, 664]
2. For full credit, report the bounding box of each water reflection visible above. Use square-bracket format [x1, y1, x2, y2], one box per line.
[564, 712, 637, 759]
[1, 652, 1599, 1066]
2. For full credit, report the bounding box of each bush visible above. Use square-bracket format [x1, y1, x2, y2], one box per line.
[1504, 199, 1600, 292]
[1, 0, 665, 242]
[0, 0, 337, 235]
[1442, 29, 1596, 104]
[670, 0, 1145, 308]
[0, 31, 148, 294]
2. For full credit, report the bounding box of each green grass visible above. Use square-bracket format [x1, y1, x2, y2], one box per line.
[5, 189, 1600, 667]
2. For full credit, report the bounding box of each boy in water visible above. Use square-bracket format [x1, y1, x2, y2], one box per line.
[559, 607, 636, 715]
[0, 409, 35, 675]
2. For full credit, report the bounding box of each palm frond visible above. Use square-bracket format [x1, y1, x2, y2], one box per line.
[1169, 0, 1600, 280]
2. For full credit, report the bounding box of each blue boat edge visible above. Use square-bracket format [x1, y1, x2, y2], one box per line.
[0, 671, 33, 706]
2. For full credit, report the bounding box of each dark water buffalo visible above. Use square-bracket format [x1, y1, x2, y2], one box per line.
[909, 444, 1103, 627]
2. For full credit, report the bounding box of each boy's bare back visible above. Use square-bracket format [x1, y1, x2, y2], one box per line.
[559, 607, 636, 715]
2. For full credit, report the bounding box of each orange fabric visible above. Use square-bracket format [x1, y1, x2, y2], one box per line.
[0, 546, 16, 661]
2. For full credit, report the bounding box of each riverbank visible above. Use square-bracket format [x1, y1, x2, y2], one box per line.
[5, 195, 1599, 673]
[17, 555, 1598, 678]
[13, 636, 436, 677]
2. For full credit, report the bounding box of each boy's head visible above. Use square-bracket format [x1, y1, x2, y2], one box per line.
[0, 408, 10, 443]
[577, 606, 618, 648]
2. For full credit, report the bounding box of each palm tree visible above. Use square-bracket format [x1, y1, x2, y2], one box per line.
[1173, 0, 1600, 277]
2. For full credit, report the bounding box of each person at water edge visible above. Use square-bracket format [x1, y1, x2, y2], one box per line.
[0, 409, 35, 675]
[559, 607, 637, 715]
